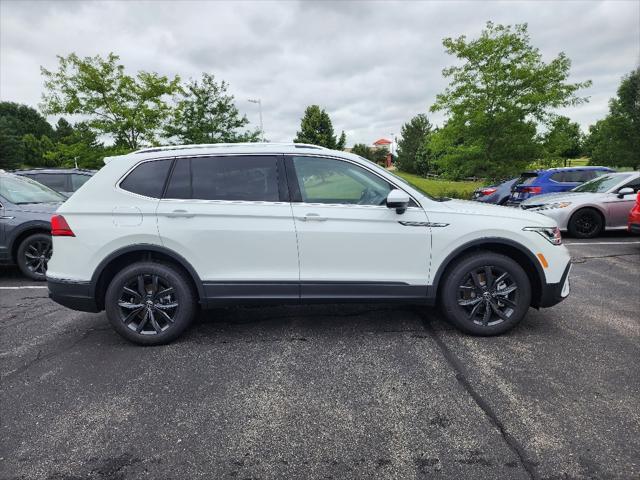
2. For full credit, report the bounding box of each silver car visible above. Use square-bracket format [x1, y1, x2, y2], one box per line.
[520, 172, 640, 238]
[0, 171, 64, 280]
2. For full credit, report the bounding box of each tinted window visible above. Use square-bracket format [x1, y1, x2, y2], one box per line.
[550, 172, 566, 182]
[292, 156, 392, 205]
[35, 173, 68, 191]
[120, 159, 172, 198]
[165, 156, 279, 201]
[517, 173, 538, 185]
[71, 174, 91, 190]
[573, 170, 595, 183]
[620, 178, 640, 193]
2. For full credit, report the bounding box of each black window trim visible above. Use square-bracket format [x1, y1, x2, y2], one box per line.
[283, 154, 420, 208]
[116, 157, 176, 200]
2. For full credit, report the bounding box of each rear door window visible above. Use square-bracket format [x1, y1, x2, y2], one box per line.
[120, 159, 173, 198]
[35, 173, 68, 192]
[165, 156, 280, 202]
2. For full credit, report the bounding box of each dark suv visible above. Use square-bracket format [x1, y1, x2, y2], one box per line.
[0, 171, 64, 280]
[14, 168, 95, 197]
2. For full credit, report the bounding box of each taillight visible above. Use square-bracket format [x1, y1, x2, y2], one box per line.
[479, 187, 497, 196]
[522, 186, 542, 194]
[51, 215, 75, 237]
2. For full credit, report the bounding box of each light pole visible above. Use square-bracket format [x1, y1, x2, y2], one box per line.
[248, 98, 264, 142]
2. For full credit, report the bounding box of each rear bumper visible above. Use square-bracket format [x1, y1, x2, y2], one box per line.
[628, 223, 640, 234]
[536, 262, 571, 308]
[47, 277, 100, 313]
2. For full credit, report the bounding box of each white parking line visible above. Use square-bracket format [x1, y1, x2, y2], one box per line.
[566, 241, 640, 246]
[0, 286, 48, 290]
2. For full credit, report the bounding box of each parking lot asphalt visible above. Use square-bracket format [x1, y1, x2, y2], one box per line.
[1, 234, 638, 480]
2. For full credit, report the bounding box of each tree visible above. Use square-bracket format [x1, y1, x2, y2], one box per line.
[430, 22, 591, 180]
[40, 53, 180, 149]
[541, 116, 583, 166]
[336, 130, 347, 150]
[396, 114, 432, 173]
[165, 73, 260, 144]
[53, 117, 75, 142]
[584, 69, 640, 168]
[293, 105, 342, 149]
[351, 143, 372, 159]
[0, 102, 54, 169]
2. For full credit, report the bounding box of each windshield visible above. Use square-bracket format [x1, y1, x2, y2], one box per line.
[572, 173, 632, 193]
[0, 175, 65, 204]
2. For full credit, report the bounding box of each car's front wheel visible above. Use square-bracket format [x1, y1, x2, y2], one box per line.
[440, 252, 531, 336]
[105, 262, 196, 345]
[17, 233, 52, 281]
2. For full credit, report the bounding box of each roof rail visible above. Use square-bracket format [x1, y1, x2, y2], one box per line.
[134, 142, 328, 154]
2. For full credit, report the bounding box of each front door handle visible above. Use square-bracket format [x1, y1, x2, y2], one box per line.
[164, 209, 194, 218]
[300, 213, 328, 222]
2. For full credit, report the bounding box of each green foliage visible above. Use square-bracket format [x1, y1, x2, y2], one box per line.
[41, 53, 180, 149]
[21, 134, 56, 167]
[351, 143, 372, 159]
[165, 73, 259, 144]
[584, 69, 640, 169]
[393, 171, 481, 199]
[350, 143, 388, 165]
[430, 22, 591, 180]
[293, 105, 343, 149]
[336, 130, 347, 150]
[0, 102, 54, 169]
[396, 114, 432, 173]
[540, 116, 583, 167]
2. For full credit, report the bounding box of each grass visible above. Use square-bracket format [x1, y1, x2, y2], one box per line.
[393, 171, 482, 199]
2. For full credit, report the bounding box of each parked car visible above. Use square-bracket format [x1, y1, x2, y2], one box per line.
[472, 178, 518, 204]
[14, 168, 96, 197]
[628, 191, 640, 234]
[507, 166, 614, 205]
[0, 171, 65, 280]
[47, 143, 572, 345]
[520, 172, 640, 238]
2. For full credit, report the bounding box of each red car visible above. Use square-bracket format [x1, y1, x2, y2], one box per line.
[629, 191, 640, 234]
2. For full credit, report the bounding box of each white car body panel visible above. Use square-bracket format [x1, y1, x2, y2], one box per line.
[48, 143, 571, 302]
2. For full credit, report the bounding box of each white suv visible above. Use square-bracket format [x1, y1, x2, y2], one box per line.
[47, 143, 571, 345]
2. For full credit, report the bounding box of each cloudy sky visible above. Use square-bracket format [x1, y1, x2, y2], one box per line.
[1, 0, 638, 146]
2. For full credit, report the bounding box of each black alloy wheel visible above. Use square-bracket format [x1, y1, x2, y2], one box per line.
[568, 208, 603, 239]
[17, 233, 52, 281]
[105, 262, 196, 345]
[440, 251, 531, 336]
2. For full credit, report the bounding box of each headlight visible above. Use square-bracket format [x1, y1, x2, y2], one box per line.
[533, 202, 572, 211]
[523, 226, 562, 245]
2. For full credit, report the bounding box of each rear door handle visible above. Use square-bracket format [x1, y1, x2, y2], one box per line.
[164, 209, 194, 218]
[300, 213, 328, 222]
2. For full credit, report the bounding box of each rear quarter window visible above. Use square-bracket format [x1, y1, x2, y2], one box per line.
[120, 159, 172, 198]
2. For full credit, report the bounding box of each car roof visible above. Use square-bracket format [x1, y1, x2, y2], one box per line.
[543, 166, 613, 172]
[104, 142, 339, 163]
[13, 168, 96, 174]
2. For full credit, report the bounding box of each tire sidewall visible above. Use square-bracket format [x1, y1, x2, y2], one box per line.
[441, 252, 532, 336]
[105, 262, 195, 346]
[568, 208, 603, 239]
[17, 233, 51, 281]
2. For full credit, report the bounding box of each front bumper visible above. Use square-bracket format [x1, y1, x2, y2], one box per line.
[536, 261, 571, 308]
[47, 277, 100, 312]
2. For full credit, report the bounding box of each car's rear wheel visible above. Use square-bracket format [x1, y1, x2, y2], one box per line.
[440, 252, 531, 336]
[567, 208, 603, 238]
[105, 262, 196, 345]
[17, 233, 52, 281]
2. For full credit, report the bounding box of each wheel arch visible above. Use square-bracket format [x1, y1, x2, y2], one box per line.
[568, 205, 606, 228]
[9, 221, 51, 263]
[91, 244, 204, 311]
[432, 238, 545, 308]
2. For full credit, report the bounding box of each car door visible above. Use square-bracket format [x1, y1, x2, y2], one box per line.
[156, 155, 300, 300]
[0, 196, 8, 261]
[605, 177, 640, 227]
[286, 155, 431, 299]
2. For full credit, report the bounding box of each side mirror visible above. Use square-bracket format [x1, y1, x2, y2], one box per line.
[617, 187, 634, 199]
[386, 189, 410, 214]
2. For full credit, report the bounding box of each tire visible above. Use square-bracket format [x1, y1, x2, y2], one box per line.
[440, 251, 531, 336]
[16, 233, 52, 281]
[105, 262, 196, 346]
[567, 208, 603, 239]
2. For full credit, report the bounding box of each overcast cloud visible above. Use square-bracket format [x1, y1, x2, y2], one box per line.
[1, 0, 638, 146]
